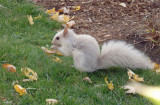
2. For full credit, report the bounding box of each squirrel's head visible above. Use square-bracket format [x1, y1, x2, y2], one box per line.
[51, 26, 70, 47]
[51, 26, 76, 51]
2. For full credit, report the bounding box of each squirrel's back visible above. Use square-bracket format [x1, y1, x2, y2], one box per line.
[98, 40, 154, 69]
[73, 34, 100, 72]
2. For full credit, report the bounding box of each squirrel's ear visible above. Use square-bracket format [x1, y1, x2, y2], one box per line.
[63, 26, 68, 38]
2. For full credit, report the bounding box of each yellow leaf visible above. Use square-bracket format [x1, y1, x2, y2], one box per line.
[55, 50, 63, 56]
[105, 76, 114, 91]
[63, 15, 70, 23]
[72, 6, 81, 11]
[2, 63, 16, 72]
[46, 99, 58, 105]
[127, 69, 135, 80]
[27, 15, 34, 25]
[133, 75, 144, 82]
[156, 69, 160, 73]
[58, 14, 70, 23]
[154, 63, 160, 74]
[127, 69, 144, 82]
[14, 84, 27, 96]
[34, 14, 42, 19]
[50, 12, 59, 21]
[53, 56, 62, 63]
[58, 9, 63, 12]
[41, 46, 63, 56]
[153, 62, 160, 70]
[41, 46, 56, 55]
[21, 67, 38, 81]
[46, 8, 56, 14]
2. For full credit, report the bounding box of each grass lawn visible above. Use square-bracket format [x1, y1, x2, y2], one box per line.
[0, 0, 160, 104]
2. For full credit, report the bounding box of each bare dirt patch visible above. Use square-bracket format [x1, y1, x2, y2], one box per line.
[35, 0, 160, 63]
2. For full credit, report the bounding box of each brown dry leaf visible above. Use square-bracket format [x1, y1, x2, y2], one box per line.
[14, 84, 27, 96]
[82, 76, 93, 83]
[127, 69, 144, 82]
[21, 67, 38, 81]
[105, 76, 114, 91]
[72, 6, 81, 11]
[46, 99, 58, 105]
[53, 56, 62, 63]
[2, 63, 16, 72]
[27, 15, 34, 25]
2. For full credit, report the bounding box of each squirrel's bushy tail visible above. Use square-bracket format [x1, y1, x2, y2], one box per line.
[98, 40, 154, 70]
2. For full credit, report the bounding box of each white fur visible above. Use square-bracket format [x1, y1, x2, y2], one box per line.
[51, 29, 154, 72]
[99, 40, 154, 69]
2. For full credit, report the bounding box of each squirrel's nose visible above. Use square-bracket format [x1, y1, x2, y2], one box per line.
[51, 41, 55, 45]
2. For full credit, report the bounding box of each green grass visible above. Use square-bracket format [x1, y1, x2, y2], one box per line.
[0, 0, 160, 105]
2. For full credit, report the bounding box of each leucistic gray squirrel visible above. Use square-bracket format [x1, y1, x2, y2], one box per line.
[51, 26, 154, 72]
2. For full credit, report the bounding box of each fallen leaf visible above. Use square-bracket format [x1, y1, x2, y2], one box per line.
[127, 69, 135, 80]
[2, 63, 16, 72]
[34, 14, 42, 19]
[105, 76, 114, 91]
[53, 56, 62, 63]
[55, 50, 63, 56]
[153, 62, 160, 74]
[50, 12, 59, 21]
[41, 46, 56, 55]
[21, 67, 38, 81]
[66, 20, 75, 28]
[59, 7, 70, 14]
[153, 62, 160, 70]
[72, 6, 81, 11]
[127, 69, 144, 82]
[119, 3, 127, 7]
[41, 46, 63, 56]
[46, 8, 56, 14]
[46, 99, 58, 105]
[27, 15, 34, 25]
[133, 75, 144, 82]
[82, 77, 93, 83]
[58, 14, 70, 23]
[14, 84, 27, 96]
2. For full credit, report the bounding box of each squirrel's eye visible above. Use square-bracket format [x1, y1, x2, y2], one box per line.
[56, 37, 60, 40]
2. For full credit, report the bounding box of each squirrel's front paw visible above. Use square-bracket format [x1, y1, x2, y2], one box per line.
[50, 45, 58, 50]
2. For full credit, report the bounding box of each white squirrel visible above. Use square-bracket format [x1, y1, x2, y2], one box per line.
[51, 26, 154, 72]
